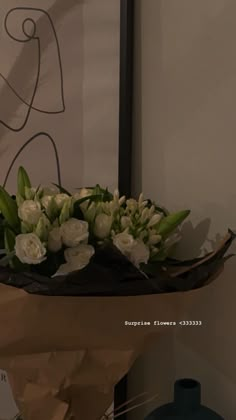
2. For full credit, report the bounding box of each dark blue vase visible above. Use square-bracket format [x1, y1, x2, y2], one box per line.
[145, 378, 224, 419]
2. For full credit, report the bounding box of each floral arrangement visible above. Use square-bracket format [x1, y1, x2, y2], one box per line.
[0, 167, 190, 277]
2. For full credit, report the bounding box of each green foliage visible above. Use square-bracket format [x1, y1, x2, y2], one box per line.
[156, 210, 190, 239]
[4, 227, 16, 253]
[0, 186, 19, 230]
[17, 166, 31, 198]
[59, 199, 72, 225]
[52, 183, 71, 196]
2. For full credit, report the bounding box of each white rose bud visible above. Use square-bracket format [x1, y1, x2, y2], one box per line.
[61, 218, 89, 247]
[94, 213, 113, 239]
[48, 227, 62, 253]
[129, 239, 150, 267]
[113, 232, 136, 257]
[42, 186, 59, 196]
[15, 233, 46, 265]
[18, 200, 42, 225]
[74, 188, 93, 212]
[54, 244, 95, 276]
[54, 193, 70, 210]
[41, 195, 53, 211]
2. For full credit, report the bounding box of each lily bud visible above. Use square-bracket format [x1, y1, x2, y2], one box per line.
[59, 199, 72, 225]
[147, 213, 162, 228]
[140, 207, 149, 224]
[119, 196, 126, 206]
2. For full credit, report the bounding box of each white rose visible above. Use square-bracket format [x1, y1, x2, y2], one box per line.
[48, 227, 62, 252]
[54, 244, 95, 276]
[129, 240, 150, 267]
[18, 200, 42, 225]
[113, 232, 150, 268]
[15, 233, 46, 265]
[54, 193, 70, 210]
[112, 232, 136, 257]
[94, 213, 113, 239]
[61, 218, 89, 247]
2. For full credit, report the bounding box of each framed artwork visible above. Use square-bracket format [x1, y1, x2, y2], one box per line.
[0, 0, 133, 198]
[0, 0, 133, 418]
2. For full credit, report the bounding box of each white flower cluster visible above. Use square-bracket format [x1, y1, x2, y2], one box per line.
[0, 167, 190, 277]
[15, 186, 94, 275]
[78, 189, 164, 268]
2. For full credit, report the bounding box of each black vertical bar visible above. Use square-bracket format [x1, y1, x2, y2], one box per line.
[115, 1, 134, 418]
[118, 0, 134, 198]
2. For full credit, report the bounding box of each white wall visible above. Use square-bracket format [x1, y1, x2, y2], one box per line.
[129, 0, 236, 418]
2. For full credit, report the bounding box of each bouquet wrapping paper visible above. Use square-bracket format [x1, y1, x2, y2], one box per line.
[0, 232, 234, 420]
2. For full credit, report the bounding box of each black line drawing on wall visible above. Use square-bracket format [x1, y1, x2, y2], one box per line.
[0, 7, 65, 132]
[3, 132, 62, 188]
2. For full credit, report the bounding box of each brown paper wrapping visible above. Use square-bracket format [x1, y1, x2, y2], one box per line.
[0, 275, 222, 420]
[0, 231, 234, 419]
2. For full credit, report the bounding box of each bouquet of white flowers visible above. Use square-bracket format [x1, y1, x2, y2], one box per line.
[0, 167, 234, 420]
[0, 166, 190, 279]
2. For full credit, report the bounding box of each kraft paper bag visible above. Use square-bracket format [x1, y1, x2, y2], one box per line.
[0, 232, 234, 420]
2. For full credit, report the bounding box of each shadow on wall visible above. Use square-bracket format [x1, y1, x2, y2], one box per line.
[175, 257, 236, 416]
[174, 218, 212, 259]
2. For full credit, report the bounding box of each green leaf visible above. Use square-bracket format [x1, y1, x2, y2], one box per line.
[0, 186, 19, 230]
[102, 187, 113, 202]
[46, 197, 58, 221]
[4, 228, 16, 269]
[73, 201, 84, 220]
[0, 251, 15, 267]
[17, 166, 31, 198]
[75, 186, 113, 202]
[35, 216, 50, 241]
[4, 228, 16, 253]
[3, 228, 28, 270]
[21, 221, 33, 234]
[156, 210, 190, 238]
[16, 192, 24, 207]
[52, 183, 71, 196]
[59, 199, 72, 225]
[155, 205, 169, 217]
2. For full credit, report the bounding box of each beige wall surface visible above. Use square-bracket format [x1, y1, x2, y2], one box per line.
[129, 0, 236, 419]
[0, 0, 120, 193]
